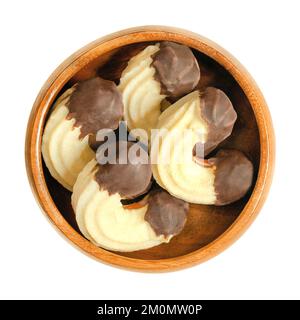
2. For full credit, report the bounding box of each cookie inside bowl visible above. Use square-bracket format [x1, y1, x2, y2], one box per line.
[42, 40, 260, 260]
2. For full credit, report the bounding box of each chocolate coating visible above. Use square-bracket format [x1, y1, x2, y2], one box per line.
[66, 77, 123, 139]
[194, 87, 237, 156]
[145, 189, 189, 237]
[209, 149, 254, 205]
[94, 141, 152, 199]
[151, 41, 200, 99]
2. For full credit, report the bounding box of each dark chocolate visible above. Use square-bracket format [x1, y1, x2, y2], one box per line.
[209, 149, 254, 205]
[94, 141, 152, 199]
[145, 189, 189, 237]
[151, 41, 200, 99]
[66, 77, 123, 139]
[194, 87, 237, 156]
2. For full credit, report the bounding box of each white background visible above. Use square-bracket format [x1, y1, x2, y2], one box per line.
[0, 0, 299, 300]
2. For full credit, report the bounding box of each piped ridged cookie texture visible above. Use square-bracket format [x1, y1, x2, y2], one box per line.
[72, 159, 168, 252]
[151, 89, 252, 205]
[42, 77, 123, 190]
[42, 88, 94, 190]
[118, 44, 164, 142]
[71, 141, 189, 252]
[118, 42, 200, 142]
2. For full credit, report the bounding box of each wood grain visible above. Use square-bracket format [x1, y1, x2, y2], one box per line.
[25, 26, 275, 272]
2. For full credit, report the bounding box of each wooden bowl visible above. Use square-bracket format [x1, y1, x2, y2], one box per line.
[25, 26, 275, 272]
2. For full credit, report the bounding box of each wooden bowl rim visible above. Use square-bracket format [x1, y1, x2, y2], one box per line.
[25, 26, 275, 272]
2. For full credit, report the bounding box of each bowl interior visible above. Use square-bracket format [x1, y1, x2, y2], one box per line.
[43, 40, 260, 260]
